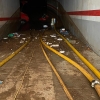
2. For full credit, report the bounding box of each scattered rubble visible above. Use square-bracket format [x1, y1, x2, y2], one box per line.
[59, 50, 65, 54]
[50, 44, 59, 47]
[20, 38, 26, 43]
[0, 80, 3, 84]
[60, 28, 69, 35]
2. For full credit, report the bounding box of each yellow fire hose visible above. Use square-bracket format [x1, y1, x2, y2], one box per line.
[41, 44, 73, 100]
[41, 38, 100, 97]
[54, 27, 100, 79]
[0, 39, 31, 67]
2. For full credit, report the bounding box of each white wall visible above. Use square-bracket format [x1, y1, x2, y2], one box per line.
[2, 0, 20, 17]
[59, 0, 100, 11]
[59, 0, 100, 22]
[0, 0, 20, 27]
[58, 0, 100, 56]
[47, 0, 100, 55]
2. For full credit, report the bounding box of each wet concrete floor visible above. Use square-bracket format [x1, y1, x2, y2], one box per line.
[0, 5, 100, 99]
[0, 29, 100, 100]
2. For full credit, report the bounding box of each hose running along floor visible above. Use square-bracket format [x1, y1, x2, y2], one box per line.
[0, 30, 100, 100]
[0, 28, 100, 100]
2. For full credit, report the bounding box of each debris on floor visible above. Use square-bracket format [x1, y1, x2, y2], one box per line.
[60, 28, 69, 35]
[20, 38, 26, 43]
[8, 33, 18, 38]
[67, 38, 76, 44]
[0, 80, 3, 84]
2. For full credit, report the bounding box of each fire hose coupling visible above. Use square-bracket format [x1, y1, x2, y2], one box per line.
[91, 80, 100, 87]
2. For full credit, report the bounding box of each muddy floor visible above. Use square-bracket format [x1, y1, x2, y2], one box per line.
[0, 9, 100, 100]
[0, 28, 100, 100]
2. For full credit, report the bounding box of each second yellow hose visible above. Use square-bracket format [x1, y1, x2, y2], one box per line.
[54, 28, 100, 79]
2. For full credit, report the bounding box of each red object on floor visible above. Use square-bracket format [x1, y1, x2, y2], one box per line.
[39, 17, 47, 21]
[21, 12, 29, 21]
[45, 15, 49, 18]
[39, 14, 49, 21]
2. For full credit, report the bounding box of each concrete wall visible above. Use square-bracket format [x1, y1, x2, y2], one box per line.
[47, 0, 100, 56]
[0, 0, 20, 39]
